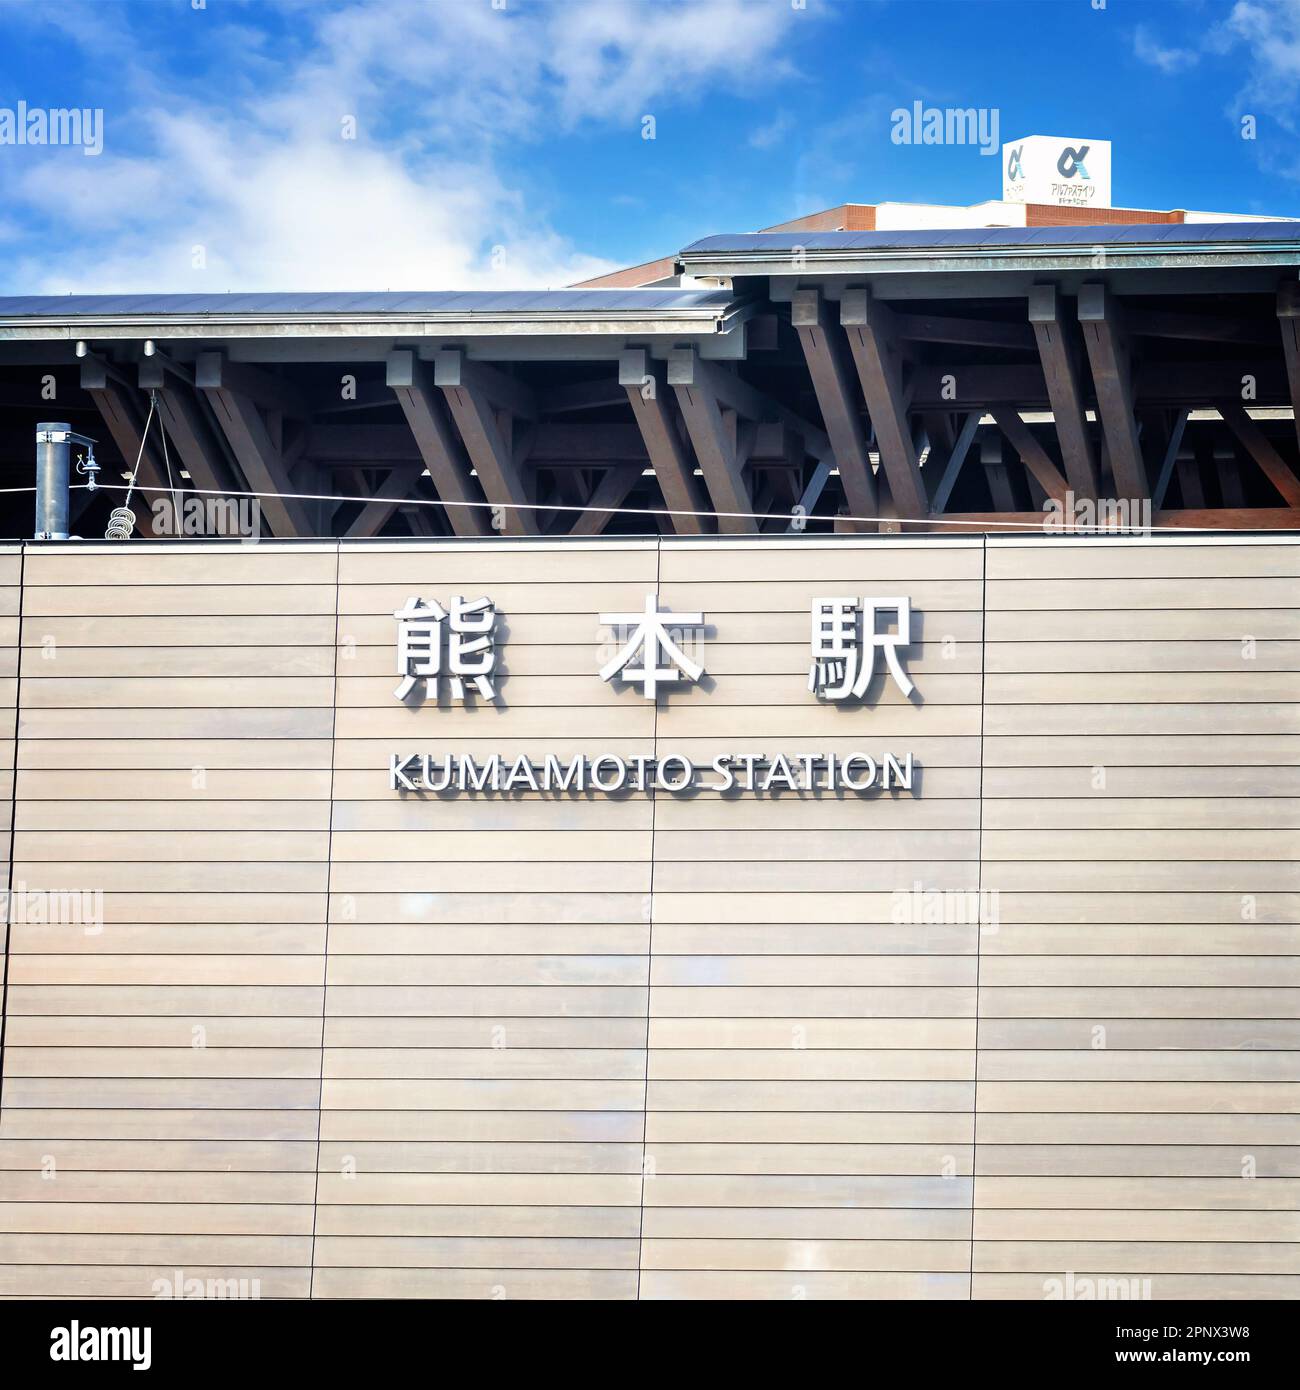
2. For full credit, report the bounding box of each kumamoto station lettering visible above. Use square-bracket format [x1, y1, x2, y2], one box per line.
[389, 750, 917, 795]
[389, 591, 919, 795]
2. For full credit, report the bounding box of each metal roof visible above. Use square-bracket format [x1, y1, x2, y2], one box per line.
[0, 288, 748, 344]
[677, 221, 1300, 279]
[680, 221, 1300, 253]
[0, 288, 736, 317]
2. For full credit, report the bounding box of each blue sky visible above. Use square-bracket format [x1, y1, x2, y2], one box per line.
[0, 0, 1298, 292]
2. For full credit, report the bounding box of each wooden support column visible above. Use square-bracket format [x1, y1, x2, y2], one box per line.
[1077, 283, 1149, 501]
[80, 359, 169, 494]
[1277, 282, 1300, 455]
[927, 411, 980, 515]
[197, 351, 314, 537]
[839, 286, 928, 519]
[345, 466, 425, 539]
[1178, 438, 1207, 509]
[1151, 409, 1190, 510]
[989, 406, 1069, 505]
[137, 359, 230, 495]
[1215, 400, 1300, 507]
[790, 287, 876, 525]
[386, 350, 487, 538]
[568, 464, 643, 536]
[980, 433, 1018, 511]
[434, 349, 537, 536]
[619, 350, 707, 533]
[667, 347, 757, 534]
[1028, 283, 1099, 498]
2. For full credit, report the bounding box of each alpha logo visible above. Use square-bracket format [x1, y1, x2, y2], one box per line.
[1005, 145, 1024, 180]
[1056, 144, 1091, 180]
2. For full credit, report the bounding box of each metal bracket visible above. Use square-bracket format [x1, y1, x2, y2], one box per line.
[36, 429, 98, 447]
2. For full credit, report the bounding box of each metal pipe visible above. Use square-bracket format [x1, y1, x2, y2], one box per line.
[35, 421, 71, 540]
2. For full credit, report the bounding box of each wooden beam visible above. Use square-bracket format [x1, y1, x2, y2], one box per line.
[840, 286, 928, 519]
[668, 347, 757, 533]
[197, 351, 314, 537]
[1028, 284, 1100, 498]
[434, 348, 536, 535]
[345, 464, 426, 539]
[989, 406, 1069, 504]
[893, 311, 1035, 351]
[911, 507, 1300, 533]
[1151, 409, 1189, 510]
[1178, 436, 1207, 509]
[386, 350, 487, 538]
[980, 433, 1018, 511]
[79, 360, 169, 495]
[434, 349, 537, 420]
[785, 456, 833, 532]
[618, 351, 707, 534]
[790, 288, 876, 528]
[138, 360, 230, 495]
[568, 464, 643, 536]
[927, 411, 980, 515]
[544, 376, 627, 415]
[1277, 282, 1300, 455]
[194, 352, 307, 419]
[1127, 306, 1274, 346]
[1077, 282, 1149, 501]
[667, 345, 833, 454]
[1214, 440, 1245, 508]
[1216, 399, 1300, 507]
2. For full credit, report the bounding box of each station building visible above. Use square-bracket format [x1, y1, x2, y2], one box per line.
[0, 140, 1296, 1299]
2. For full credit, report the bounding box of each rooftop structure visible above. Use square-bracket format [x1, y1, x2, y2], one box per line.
[1, 219, 1298, 540]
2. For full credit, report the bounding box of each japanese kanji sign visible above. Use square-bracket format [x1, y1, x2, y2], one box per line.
[393, 595, 498, 702]
[392, 591, 915, 707]
[598, 596, 704, 700]
[808, 596, 915, 700]
[387, 589, 921, 796]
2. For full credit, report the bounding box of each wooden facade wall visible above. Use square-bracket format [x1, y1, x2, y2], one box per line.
[0, 534, 1294, 1299]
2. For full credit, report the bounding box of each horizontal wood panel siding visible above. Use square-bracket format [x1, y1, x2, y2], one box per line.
[317, 541, 656, 1301]
[974, 535, 1300, 1302]
[0, 544, 336, 1300]
[0, 533, 1295, 1299]
[638, 537, 983, 1301]
[0, 547, 21, 1244]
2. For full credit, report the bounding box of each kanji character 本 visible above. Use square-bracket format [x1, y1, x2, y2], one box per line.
[599, 595, 704, 700]
[394, 595, 498, 702]
[808, 596, 914, 700]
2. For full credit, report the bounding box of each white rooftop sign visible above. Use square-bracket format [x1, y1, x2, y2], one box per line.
[1003, 135, 1112, 209]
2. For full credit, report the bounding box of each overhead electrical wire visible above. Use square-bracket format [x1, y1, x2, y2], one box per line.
[62, 480, 1281, 536]
[0, 481, 1283, 536]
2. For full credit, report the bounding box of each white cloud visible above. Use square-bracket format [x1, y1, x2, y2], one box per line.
[0, 0, 808, 293]
[749, 111, 795, 150]
[1217, 0, 1300, 129]
[1133, 24, 1199, 74]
